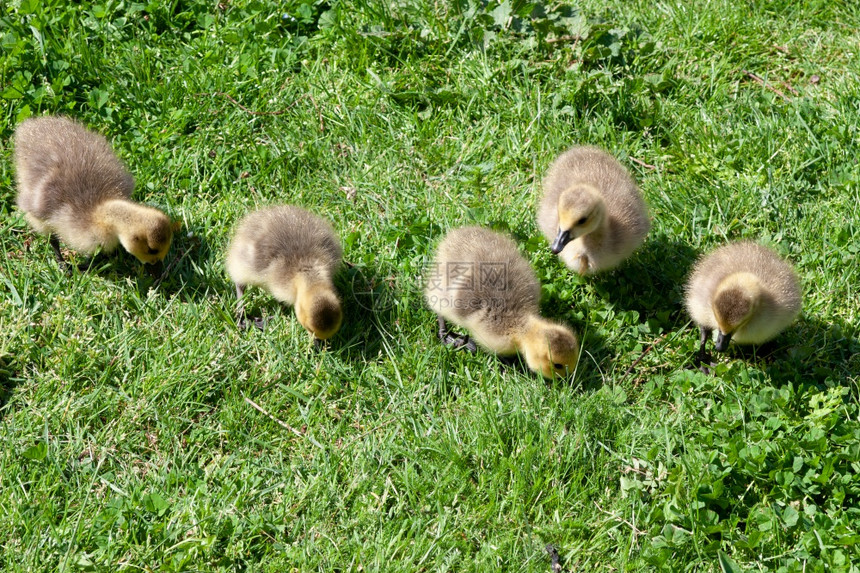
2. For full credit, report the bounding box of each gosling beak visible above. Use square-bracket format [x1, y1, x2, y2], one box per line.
[714, 331, 732, 352]
[551, 229, 571, 254]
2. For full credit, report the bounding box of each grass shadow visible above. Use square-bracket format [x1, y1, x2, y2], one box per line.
[570, 325, 614, 393]
[43, 231, 223, 304]
[540, 290, 611, 393]
[329, 263, 399, 361]
[688, 313, 859, 390]
[0, 356, 20, 422]
[589, 236, 700, 319]
[139, 232, 224, 303]
[747, 314, 858, 387]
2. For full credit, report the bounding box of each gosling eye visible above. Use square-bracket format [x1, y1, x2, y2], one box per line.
[576, 217, 587, 225]
[553, 363, 564, 370]
[147, 248, 160, 255]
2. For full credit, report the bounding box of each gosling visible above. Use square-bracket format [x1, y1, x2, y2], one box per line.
[425, 226, 579, 379]
[226, 205, 343, 342]
[685, 241, 801, 360]
[537, 145, 650, 274]
[13, 115, 175, 269]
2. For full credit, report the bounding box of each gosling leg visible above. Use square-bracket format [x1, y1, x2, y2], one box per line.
[698, 326, 711, 361]
[579, 255, 590, 275]
[235, 284, 249, 329]
[49, 234, 72, 274]
[696, 326, 714, 373]
[436, 315, 448, 341]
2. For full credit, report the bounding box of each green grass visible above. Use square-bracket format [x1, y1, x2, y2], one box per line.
[1, 0, 859, 570]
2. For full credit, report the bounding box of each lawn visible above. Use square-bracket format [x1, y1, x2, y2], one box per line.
[1, 0, 859, 570]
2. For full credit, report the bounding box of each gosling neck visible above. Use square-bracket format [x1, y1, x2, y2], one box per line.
[292, 270, 332, 303]
[715, 272, 762, 303]
[511, 314, 547, 350]
[293, 272, 341, 340]
[93, 198, 139, 234]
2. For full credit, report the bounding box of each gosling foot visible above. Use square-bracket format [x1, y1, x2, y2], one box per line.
[436, 316, 478, 352]
[238, 316, 267, 331]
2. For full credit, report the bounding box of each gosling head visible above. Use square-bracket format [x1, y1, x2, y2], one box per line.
[119, 214, 178, 265]
[552, 184, 606, 254]
[711, 272, 762, 351]
[297, 290, 343, 341]
[520, 321, 580, 379]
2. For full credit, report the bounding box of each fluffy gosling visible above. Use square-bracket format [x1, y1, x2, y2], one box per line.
[13, 115, 175, 269]
[425, 226, 579, 379]
[685, 241, 801, 359]
[537, 145, 650, 274]
[226, 205, 343, 341]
